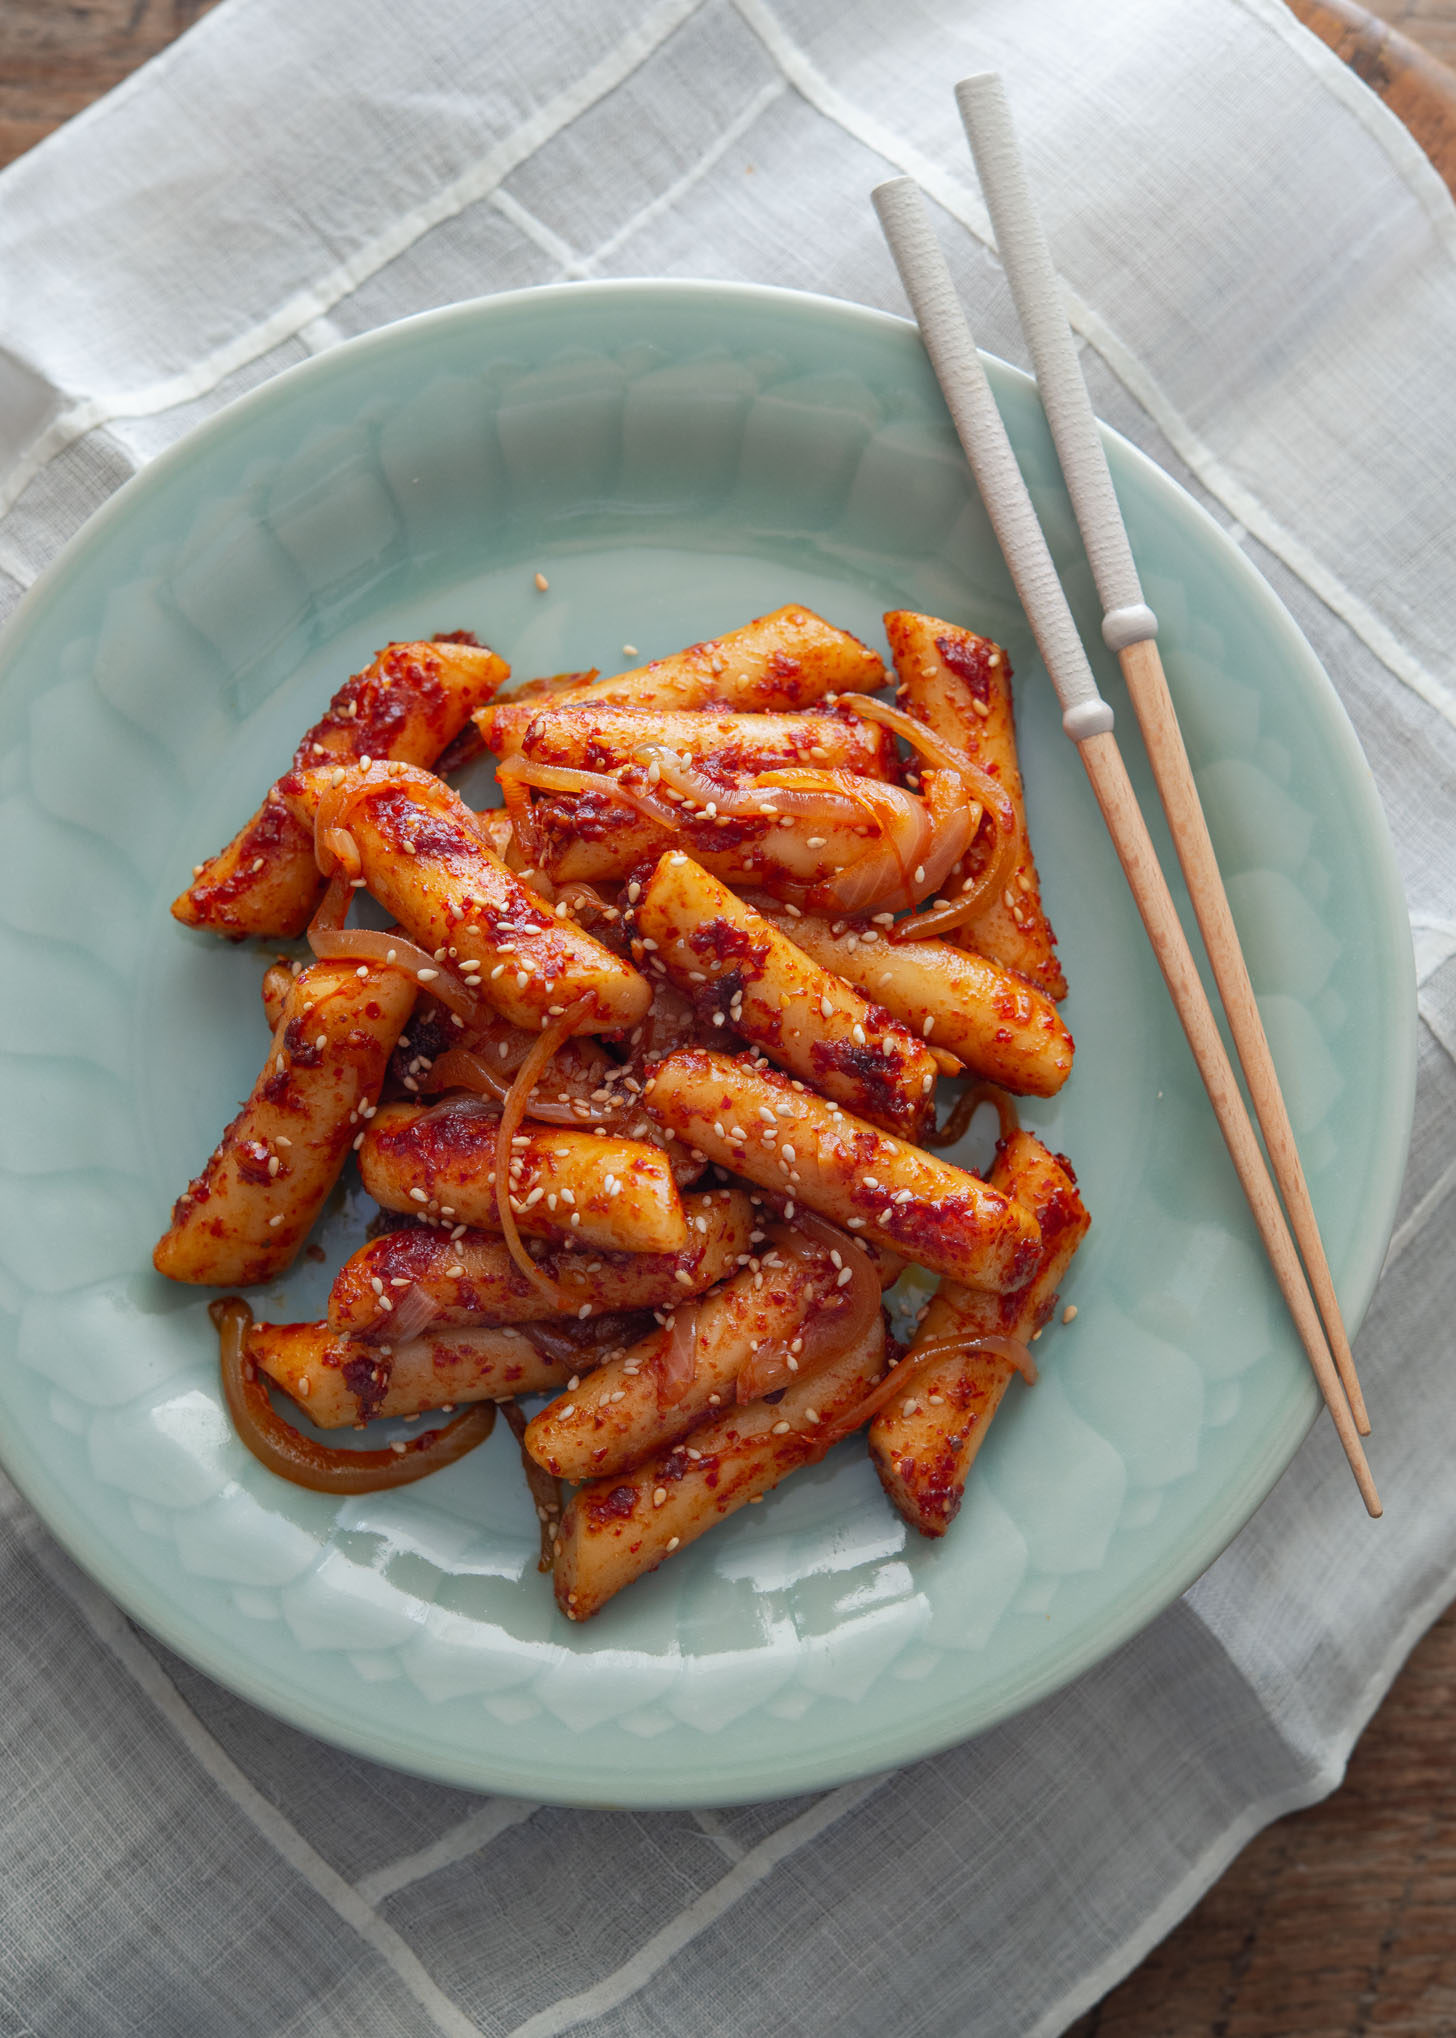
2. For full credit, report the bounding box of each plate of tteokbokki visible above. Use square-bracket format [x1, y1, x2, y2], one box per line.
[0, 283, 1413, 1803]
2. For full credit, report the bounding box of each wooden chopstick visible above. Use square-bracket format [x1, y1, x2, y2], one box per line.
[871, 175, 1380, 1516]
[956, 71, 1370, 1438]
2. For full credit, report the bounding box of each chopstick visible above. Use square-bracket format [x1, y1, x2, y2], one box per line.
[871, 176, 1381, 1516]
[956, 71, 1370, 1441]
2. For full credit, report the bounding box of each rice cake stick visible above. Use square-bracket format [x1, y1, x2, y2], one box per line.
[553, 1316, 887, 1620]
[478, 606, 884, 753]
[869, 1131, 1088, 1536]
[886, 609, 1065, 998]
[502, 704, 894, 776]
[755, 903, 1073, 1097]
[280, 763, 650, 1034]
[328, 1189, 753, 1335]
[644, 1047, 1041, 1290]
[358, 1100, 690, 1255]
[250, 1320, 577, 1428]
[636, 852, 937, 1137]
[526, 1221, 858, 1481]
[173, 640, 507, 939]
[154, 959, 415, 1285]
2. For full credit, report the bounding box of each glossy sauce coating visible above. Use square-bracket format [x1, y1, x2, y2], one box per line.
[525, 1223, 849, 1481]
[505, 703, 895, 776]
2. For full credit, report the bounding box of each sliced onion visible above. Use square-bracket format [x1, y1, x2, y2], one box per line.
[655, 1303, 701, 1408]
[737, 1211, 882, 1403]
[891, 778, 1017, 942]
[838, 692, 985, 775]
[556, 881, 611, 926]
[494, 1000, 592, 1306]
[308, 870, 354, 935]
[318, 826, 362, 882]
[817, 1326, 1034, 1449]
[213, 1298, 494, 1493]
[419, 1046, 512, 1104]
[895, 1328, 1038, 1386]
[833, 698, 1023, 942]
[635, 748, 877, 826]
[841, 694, 1020, 843]
[496, 755, 679, 833]
[314, 758, 504, 874]
[904, 769, 978, 902]
[805, 780, 935, 913]
[383, 1284, 440, 1345]
[500, 1398, 564, 1572]
[307, 926, 488, 1028]
[921, 1082, 1021, 1151]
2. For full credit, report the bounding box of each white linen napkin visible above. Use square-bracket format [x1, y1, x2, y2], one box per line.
[1, 1, 1453, 2032]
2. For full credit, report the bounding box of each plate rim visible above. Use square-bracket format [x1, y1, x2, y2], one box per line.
[0, 276, 1417, 1806]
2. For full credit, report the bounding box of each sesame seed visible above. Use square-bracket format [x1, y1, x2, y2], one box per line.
[409, 1188, 429, 1204]
[653, 1487, 668, 1507]
[1063, 1304, 1078, 1323]
[250, 857, 265, 873]
[771, 1420, 791, 1435]
[416, 968, 439, 982]
[922, 1015, 935, 1037]
[534, 571, 549, 591]
[578, 1304, 592, 1320]
[666, 1535, 680, 1551]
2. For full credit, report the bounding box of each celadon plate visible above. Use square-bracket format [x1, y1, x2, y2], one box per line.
[0, 281, 1414, 1807]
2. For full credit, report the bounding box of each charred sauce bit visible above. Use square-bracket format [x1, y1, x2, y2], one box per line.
[343, 1352, 392, 1423]
[587, 1483, 639, 1528]
[808, 1034, 917, 1132]
[235, 1138, 278, 1187]
[934, 631, 1003, 703]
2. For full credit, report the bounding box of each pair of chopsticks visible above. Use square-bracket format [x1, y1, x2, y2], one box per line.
[872, 74, 1380, 1515]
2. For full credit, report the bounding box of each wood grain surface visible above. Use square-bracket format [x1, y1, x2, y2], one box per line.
[0, 5, 1453, 2037]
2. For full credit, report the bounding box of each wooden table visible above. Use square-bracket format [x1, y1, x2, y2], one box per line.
[1, 4, 1452, 2034]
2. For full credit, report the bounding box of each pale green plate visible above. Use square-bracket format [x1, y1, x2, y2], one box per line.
[0, 282, 1414, 1807]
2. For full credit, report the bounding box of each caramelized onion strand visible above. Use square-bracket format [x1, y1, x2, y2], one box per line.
[494, 1001, 593, 1306]
[212, 1298, 494, 1493]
